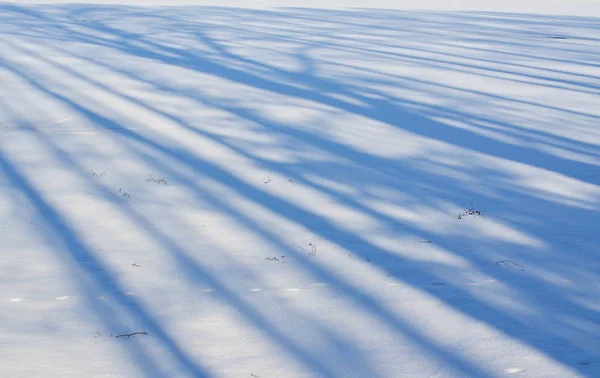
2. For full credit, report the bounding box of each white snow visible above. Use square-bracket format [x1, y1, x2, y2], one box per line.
[5, 0, 600, 17]
[1, 1, 600, 377]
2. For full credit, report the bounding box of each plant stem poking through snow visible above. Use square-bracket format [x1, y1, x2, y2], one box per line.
[299, 243, 317, 256]
[265, 255, 288, 263]
[145, 175, 168, 185]
[263, 176, 271, 184]
[91, 170, 106, 178]
[111, 188, 131, 199]
[495, 260, 524, 271]
[457, 202, 484, 219]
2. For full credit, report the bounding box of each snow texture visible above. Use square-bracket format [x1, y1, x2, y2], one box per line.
[1, 1, 599, 377]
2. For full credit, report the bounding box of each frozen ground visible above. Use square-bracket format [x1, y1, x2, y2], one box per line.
[1, 2, 600, 378]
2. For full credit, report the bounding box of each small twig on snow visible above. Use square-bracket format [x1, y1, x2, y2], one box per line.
[115, 332, 148, 338]
[495, 260, 524, 271]
[146, 175, 168, 185]
[111, 188, 131, 199]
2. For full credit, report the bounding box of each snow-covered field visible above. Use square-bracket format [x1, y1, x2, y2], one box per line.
[1, 2, 599, 377]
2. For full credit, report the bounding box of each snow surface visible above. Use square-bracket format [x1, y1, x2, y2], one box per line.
[1, 2, 600, 378]
[6, 0, 600, 17]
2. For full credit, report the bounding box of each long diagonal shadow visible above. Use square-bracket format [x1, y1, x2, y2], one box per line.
[2, 5, 599, 377]
[0, 148, 211, 378]
[8, 55, 593, 375]
[27, 11, 598, 186]
[0, 55, 496, 377]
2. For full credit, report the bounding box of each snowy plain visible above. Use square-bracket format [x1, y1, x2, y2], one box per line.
[1, 1, 600, 377]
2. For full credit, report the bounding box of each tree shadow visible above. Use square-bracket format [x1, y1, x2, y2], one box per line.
[1, 4, 600, 377]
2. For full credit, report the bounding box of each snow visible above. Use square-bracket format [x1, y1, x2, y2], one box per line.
[1, 1, 600, 377]
[5, 1, 600, 17]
